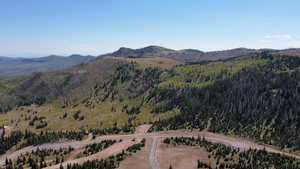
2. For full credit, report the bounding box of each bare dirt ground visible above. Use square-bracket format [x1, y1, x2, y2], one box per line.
[149, 130, 263, 150]
[0, 126, 15, 137]
[134, 124, 151, 134]
[118, 138, 152, 169]
[158, 144, 212, 169]
[45, 139, 141, 169]
[2, 126, 300, 169]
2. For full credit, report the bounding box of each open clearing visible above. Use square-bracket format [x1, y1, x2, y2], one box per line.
[46, 139, 140, 169]
[118, 138, 152, 169]
[1, 127, 300, 169]
[158, 144, 212, 169]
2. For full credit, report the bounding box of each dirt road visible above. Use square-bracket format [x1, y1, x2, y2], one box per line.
[149, 137, 160, 169]
[45, 139, 140, 169]
[1, 130, 299, 169]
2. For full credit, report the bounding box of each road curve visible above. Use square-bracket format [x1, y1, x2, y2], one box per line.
[1, 131, 300, 168]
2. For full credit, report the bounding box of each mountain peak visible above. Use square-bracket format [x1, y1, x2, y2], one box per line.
[180, 49, 204, 53]
[142, 45, 173, 50]
[110, 45, 174, 58]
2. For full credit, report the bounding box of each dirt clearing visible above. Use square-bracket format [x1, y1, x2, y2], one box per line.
[118, 138, 152, 169]
[158, 143, 213, 169]
[135, 124, 151, 134]
[45, 139, 140, 169]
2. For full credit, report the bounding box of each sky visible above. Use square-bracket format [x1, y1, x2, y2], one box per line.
[1, 0, 300, 57]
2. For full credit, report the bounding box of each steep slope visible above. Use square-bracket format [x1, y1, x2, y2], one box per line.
[0, 57, 126, 113]
[150, 53, 300, 151]
[2, 50, 300, 153]
[0, 57, 177, 132]
[0, 55, 94, 76]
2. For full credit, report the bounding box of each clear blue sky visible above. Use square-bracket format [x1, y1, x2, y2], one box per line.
[1, 0, 300, 57]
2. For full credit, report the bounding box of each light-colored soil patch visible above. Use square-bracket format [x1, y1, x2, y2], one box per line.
[135, 124, 151, 134]
[2, 127, 300, 167]
[1, 126, 15, 137]
[118, 138, 152, 169]
[151, 130, 261, 150]
[45, 139, 140, 169]
[158, 143, 213, 169]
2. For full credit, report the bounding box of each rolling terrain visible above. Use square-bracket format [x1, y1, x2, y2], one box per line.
[0, 55, 94, 76]
[1, 47, 300, 168]
[1, 125, 300, 169]
[104, 45, 300, 62]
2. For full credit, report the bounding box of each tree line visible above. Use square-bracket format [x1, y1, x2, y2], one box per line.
[164, 136, 300, 169]
[152, 54, 300, 151]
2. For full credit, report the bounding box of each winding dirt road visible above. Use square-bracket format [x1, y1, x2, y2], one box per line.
[1, 129, 299, 169]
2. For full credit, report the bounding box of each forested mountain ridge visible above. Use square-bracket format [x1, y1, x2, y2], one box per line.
[104, 46, 260, 62]
[150, 53, 300, 151]
[86, 52, 300, 151]
[2, 51, 300, 153]
[0, 58, 126, 113]
[104, 45, 300, 62]
[2, 46, 299, 77]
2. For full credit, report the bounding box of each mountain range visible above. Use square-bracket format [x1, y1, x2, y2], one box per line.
[1, 46, 300, 76]
[0, 55, 94, 76]
[105, 45, 300, 62]
[2, 46, 300, 166]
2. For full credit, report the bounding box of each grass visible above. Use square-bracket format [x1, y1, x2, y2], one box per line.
[0, 56, 180, 132]
[43, 72, 73, 84]
[0, 56, 267, 132]
[159, 57, 268, 89]
[0, 98, 175, 132]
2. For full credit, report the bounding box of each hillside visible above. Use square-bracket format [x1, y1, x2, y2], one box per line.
[0, 57, 129, 113]
[2, 50, 300, 155]
[2, 47, 300, 77]
[106, 46, 283, 62]
[0, 55, 94, 76]
[0, 57, 180, 132]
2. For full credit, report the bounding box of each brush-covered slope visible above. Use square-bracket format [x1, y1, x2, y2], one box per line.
[0, 57, 126, 113]
[2, 52, 300, 153]
[0, 57, 180, 131]
[150, 53, 300, 151]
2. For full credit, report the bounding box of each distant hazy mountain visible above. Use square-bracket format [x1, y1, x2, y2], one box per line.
[0, 55, 94, 76]
[2, 46, 299, 76]
[105, 46, 300, 62]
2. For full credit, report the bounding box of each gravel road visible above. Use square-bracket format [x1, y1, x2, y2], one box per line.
[0, 131, 299, 169]
[149, 137, 160, 169]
